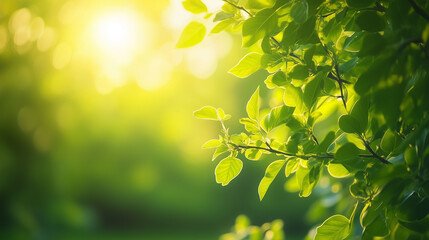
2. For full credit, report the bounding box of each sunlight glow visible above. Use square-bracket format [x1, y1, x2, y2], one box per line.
[90, 10, 145, 65]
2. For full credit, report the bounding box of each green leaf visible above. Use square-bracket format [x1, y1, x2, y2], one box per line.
[358, 33, 386, 57]
[241, 7, 279, 48]
[240, 118, 260, 133]
[213, 11, 233, 22]
[258, 160, 286, 200]
[247, 87, 260, 120]
[335, 142, 359, 161]
[346, 0, 373, 8]
[303, 72, 323, 109]
[242, 8, 278, 48]
[315, 215, 351, 240]
[285, 157, 299, 177]
[261, 53, 283, 73]
[396, 193, 429, 222]
[350, 180, 368, 198]
[262, 105, 295, 132]
[176, 21, 206, 48]
[290, 0, 308, 24]
[202, 139, 221, 149]
[355, 11, 386, 32]
[364, 213, 389, 237]
[288, 64, 309, 81]
[327, 163, 350, 178]
[215, 156, 243, 186]
[404, 146, 419, 171]
[212, 144, 229, 161]
[338, 114, 362, 134]
[211, 18, 235, 34]
[245, 148, 263, 160]
[229, 53, 262, 78]
[194, 106, 219, 120]
[283, 82, 304, 109]
[380, 129, 401, 153]
[350, 98, 368, 132]
[265, 71, 288, 89]
[182, 0, 207, 14]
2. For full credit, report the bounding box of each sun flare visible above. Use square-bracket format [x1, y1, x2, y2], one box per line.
[90, 9, 146, 64]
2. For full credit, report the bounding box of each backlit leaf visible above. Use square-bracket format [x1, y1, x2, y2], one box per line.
[182, 0, 207, 14]
[215, 157, 243, 186]
[229, 53, 262, 78]
[258, 160, 286, 200]
[176, 21, 206, 48]
[315, 215, 351, 240]
[247, 87, 260, 120]
[194, 106, 219, 120]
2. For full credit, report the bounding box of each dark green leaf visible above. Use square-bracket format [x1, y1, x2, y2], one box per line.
[338, 114, 362, 134]
[335, 142, 359, 161]
[355, 11, 386, 32]
[290, 0, 308, 24]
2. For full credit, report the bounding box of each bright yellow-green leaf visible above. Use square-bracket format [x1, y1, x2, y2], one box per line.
[258, 160, 285, 200]
[285, 157, 299, 177]
[194, 106, 218, 120]
[247, 87, 260, 120]
[215, 156, 243, 186]
[182, 0, 207, 14]
[202, 139, 221, 149]
[327, 163, 350, 178]
[176, 21, 206, 48]
[212, 144, 229, 161]
[229, 53, 262, 78]
[315, 215, 351, 240]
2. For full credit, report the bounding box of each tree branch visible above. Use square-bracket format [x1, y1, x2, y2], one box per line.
[408, 0, 429, 22]
[359, 136, 390, 164]
[229, 142, 380, 160]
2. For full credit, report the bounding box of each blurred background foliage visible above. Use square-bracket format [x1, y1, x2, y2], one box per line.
[0, 0, 321, 239]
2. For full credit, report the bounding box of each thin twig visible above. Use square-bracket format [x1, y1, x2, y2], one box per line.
[359, 135, 390, 164]
[229, 142, 381, 160]
[222, 0, 254, 17]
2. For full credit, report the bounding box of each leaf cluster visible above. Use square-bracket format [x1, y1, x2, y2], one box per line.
[181, 0, 429, 238]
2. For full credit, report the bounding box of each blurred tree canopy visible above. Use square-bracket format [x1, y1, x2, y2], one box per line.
[0, 0, 321, 239]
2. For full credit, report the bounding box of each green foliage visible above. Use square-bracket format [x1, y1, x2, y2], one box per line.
[220, 215, 285, 240]
[183, 0, 429, 238]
